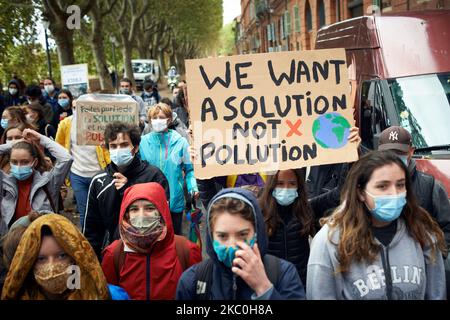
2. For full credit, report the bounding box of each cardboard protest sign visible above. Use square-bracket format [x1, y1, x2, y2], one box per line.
[76, 94, 138, 145]
[61, 64, 89, 98]
[186, 49, 358, 179]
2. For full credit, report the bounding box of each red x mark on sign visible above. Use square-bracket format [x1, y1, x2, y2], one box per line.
[286, 119, 302, 137]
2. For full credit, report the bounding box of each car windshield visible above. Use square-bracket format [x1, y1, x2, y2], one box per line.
[132, 62, 153, 73]
[388, 73, 450, 151]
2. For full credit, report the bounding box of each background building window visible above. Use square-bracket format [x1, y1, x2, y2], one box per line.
[249, 0, 255, 20]
[348, 0, 363, 18]
[381, 0, 392, 12]
[318, 0, 326, 28]
[285, 10, 291, 36]
[306, 1, 313, 32]
[280, 17, 285, 39]
[336, 0, 341, 22]
[294, 5, 301, 32]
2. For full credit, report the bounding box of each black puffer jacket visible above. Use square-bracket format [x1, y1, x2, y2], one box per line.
[266, 203, 310, 286]
[83, 155, 170, 259]
[408, 160, 450, 248]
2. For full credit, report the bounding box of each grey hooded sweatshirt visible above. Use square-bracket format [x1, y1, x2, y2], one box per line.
[307, 218, 446, 300]
[0, 135, 73, 236]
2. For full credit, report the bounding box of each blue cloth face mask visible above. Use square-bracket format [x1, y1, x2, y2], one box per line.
[10, 164, 34, 181]
[213, 235, 256, 268]
[58, 98, 70, 109]
[272, 188, 298, 206]
[109, 148, 134, 167]
[1, 119, 8, 129]
[365, 190, 407, 222]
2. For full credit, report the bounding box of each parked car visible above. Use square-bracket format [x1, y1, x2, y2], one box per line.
[132, 59, 160, 91]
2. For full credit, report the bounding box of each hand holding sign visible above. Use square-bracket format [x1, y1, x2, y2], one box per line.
[348, 126, 361, 148]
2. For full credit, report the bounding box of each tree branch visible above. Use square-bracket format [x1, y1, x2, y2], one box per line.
[117, 0, 127, 24]
[100, 0, 119, 17]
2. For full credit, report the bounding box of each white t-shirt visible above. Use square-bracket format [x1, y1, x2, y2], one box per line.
[70, 116, 102, 178]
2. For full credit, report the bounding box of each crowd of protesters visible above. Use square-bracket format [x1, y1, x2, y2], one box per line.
[0, 74, 448, 301]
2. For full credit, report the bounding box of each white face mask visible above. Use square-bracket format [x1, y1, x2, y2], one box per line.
[151, 119, 168, 132]
[44, 84, 55, 94]
[9, 88, 18, 95]
[25, 114, 34, 123]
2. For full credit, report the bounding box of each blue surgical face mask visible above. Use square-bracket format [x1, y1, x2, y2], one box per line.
[109, 148, 134, 167]
[10, 164, 34, 181]
[213, 235, 256, 268]
[272, 188, 298, 206]
[1, 119, 8, 129]
[58, 98, 70, 109]
[365, 190, 407, 222]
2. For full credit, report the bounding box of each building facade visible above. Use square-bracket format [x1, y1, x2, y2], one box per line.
[236, 0, 449, 53]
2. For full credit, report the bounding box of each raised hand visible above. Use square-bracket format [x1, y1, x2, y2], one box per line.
[231, 241, 272, 297]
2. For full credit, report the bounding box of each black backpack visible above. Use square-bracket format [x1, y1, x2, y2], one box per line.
[194, 254, 280, 300]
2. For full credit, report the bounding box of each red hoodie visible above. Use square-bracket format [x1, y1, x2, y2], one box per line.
[102, 182, 190, 300]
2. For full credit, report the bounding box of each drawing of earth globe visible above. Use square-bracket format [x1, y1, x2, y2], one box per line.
[312, 112, 351, 149]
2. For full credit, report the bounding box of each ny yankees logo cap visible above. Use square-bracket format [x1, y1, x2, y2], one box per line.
[378, 126, 412, 153]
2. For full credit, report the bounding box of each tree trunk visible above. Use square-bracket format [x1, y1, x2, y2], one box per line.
[89, 8, 113, 92]
[52, 28, 76, 66]
[122, 40, 134, 83]
[137, 45, 147, 59]
[158, 50, 166, 79]
[91, 39, 114, 92]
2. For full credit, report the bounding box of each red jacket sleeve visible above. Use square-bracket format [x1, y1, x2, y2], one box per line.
[187, 241, 202, 267]
[101, 240, 120, 285]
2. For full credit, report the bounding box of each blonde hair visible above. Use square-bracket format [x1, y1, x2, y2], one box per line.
[148, 103, 172, 121]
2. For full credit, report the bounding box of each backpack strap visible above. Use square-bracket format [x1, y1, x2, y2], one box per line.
[262, 254, 280, 288]
[112, 239, 125, 282]
[42, 185, 57, 213]
[194, 258, 214, 300]
[174, 235, 191, 271]
[44, 124, 49, 137]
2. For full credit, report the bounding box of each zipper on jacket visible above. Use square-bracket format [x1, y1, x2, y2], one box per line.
[159, 139, 163, 170]
[283, 223, 288, 259]
[379, 246, 393, 300]
[232, 274, 237, 300]
[164, 133, 170, 160]
[146, 254, 151, 300]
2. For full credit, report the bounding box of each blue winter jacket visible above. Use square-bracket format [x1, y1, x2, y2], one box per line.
[176, 188, 306, 300]
[139, 129, 198, 213]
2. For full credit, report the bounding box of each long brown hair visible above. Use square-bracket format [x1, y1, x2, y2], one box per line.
[11, 140, 51, 173]
[24, 103, 45, 123]
[259, 169, 315, 237]
[322, 150, 447, 273]
[3, 106, 27, 126]
[0, 124, 37, 172]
